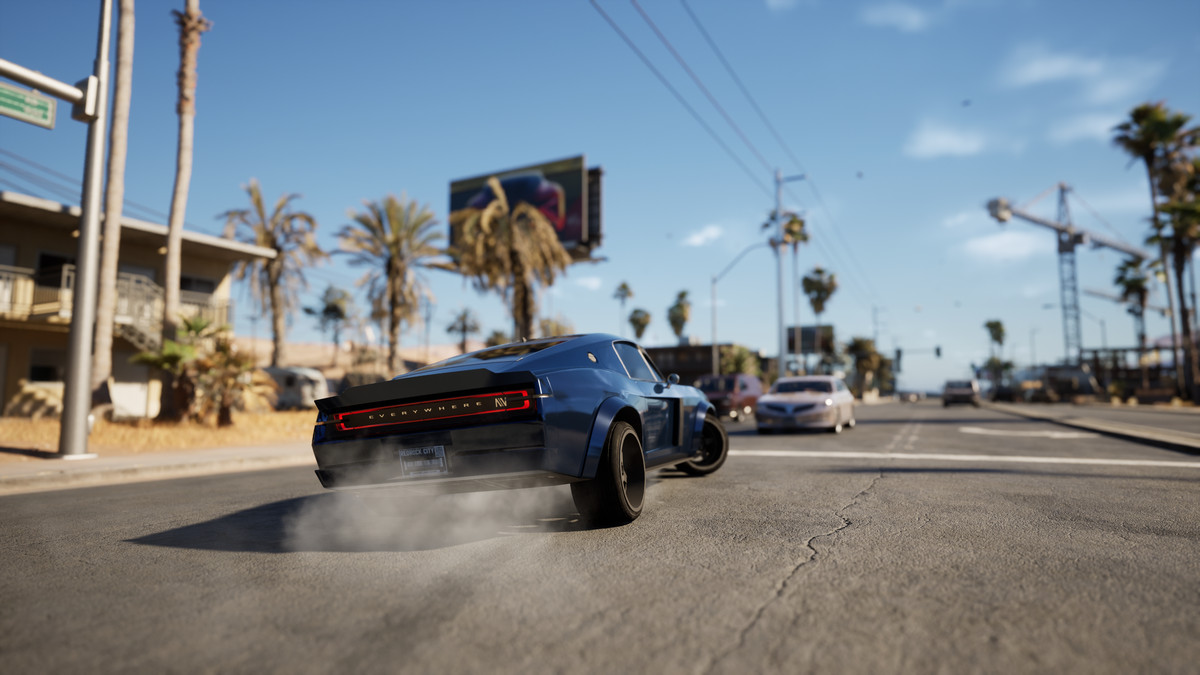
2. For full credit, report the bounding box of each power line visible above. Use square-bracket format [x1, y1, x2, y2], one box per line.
[0, 148, 221, 235]
[587, 0, 772, 198]
[679, 0, 880, 303]
[631, 0, 774, 175]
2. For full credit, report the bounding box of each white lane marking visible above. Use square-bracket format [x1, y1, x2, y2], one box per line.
[729, 449, 1200, 469]
[959, 426, 1098, 440]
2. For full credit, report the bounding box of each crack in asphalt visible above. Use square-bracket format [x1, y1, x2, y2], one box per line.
[701, 472, 884, 674]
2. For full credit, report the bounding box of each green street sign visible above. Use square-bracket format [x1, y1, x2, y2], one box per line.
[0, 81, 56, 130]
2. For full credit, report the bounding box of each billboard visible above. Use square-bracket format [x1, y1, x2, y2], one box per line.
[786, 325, 835, 355]
[449, 155, 602, 261]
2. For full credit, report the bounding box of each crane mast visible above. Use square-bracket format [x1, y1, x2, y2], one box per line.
[987, 183, 1153, 365]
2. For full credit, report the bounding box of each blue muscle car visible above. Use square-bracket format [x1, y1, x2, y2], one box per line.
[310, 334, 728, 525]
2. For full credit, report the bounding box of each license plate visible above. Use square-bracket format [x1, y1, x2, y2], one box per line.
[396, 445, 448, 477]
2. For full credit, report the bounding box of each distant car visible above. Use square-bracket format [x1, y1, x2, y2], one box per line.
[310, 334, 728, 526]
[943, 379, 981, 407]
[263, 366, 330, 409]
[694, 373, 763, 421]
[755, 375, 856, 434]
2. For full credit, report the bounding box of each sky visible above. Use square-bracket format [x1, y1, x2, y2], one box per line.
[2, 0, 1199, 391]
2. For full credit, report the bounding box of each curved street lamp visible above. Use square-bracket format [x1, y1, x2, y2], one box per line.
[711, 241, 771, 374]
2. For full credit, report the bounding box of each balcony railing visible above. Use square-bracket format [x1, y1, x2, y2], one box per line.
[4, 264, 230, 350]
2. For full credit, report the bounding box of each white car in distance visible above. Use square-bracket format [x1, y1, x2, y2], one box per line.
[756, 375, 857, 434]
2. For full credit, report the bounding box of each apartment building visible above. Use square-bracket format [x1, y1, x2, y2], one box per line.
[0, 190, 275, 417]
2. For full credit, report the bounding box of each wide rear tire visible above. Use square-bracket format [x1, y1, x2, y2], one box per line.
[571, 421, 645, 526]
[676, 415, 729, 476]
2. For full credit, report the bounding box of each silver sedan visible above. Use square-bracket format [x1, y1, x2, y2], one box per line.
[755, 375, 857, 434]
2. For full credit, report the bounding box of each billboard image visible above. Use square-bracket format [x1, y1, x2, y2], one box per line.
[449, 155, 602, 261]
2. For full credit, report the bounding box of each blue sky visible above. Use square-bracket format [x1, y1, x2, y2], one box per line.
[3, 0, 1198, 391]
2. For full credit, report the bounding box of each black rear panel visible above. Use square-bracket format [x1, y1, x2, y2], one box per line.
[315, 369, 540, 442]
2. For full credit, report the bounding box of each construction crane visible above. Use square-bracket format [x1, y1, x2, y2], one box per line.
[987, 183, 1153, 364]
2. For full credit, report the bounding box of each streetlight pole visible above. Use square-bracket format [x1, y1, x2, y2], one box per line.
[712, 242, 769, 374]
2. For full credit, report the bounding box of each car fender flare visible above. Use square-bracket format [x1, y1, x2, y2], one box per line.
[581, 396, 641, 480]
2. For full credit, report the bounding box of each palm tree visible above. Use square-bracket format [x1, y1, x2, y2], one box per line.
[801, 266, 837, 368]
[447, 177, 572, 341]
[485, 329, 510, 347]
[91, 0, 136, 401]
[1115, 256, 1152, 389]
[984, 320, 1005, 358]
[629, 309, 651, 340]
[847, 336, 881, 396]
[159, 0, 210, 420]
[614, 281, 633, 336]
[304, 285, 353, 367]
[1113, 102, 1197, 396]
[447, 308, 480, 354]
[222, 179, 326, 368]
[667, 290, 691, 343]
[339, 194, 442, 374]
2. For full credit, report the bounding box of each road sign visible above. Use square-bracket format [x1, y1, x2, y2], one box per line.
[0, 81, 56, 129]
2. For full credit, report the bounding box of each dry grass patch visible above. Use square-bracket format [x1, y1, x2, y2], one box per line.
[0, 410, 315, 463]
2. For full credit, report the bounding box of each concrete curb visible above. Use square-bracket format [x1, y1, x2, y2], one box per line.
[984, 403, 1200, 456]
[0, 443, 315, 496]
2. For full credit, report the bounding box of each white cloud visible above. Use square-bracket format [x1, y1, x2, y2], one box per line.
[682, 224, 723, 247]
[859, 3, 932, 32]
[961, 229, 1050, 263]
[904, 120, 987, 158]
[1047, 112, 1121, 145]
[998, 45, 1165, 105]
[942, 209, 991, 229]
[573, 276, 602, 291]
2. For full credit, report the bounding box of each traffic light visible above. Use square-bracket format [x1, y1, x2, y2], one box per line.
[895, 348, 902, 372]
[935, 345, 942, 358]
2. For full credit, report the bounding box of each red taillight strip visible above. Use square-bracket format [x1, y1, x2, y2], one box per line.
[335, 389, 531, 432]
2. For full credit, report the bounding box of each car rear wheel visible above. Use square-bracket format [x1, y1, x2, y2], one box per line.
[676, 415, 728, 476]
[571, 421, 645, 526]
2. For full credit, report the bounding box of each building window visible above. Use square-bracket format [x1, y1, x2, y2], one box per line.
[180, 276, 216, 294]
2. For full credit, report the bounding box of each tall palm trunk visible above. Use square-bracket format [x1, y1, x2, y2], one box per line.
[1142, 162, 1184, 396]
[92, 0, 135, 400]
[387, 257, 402, 374]
[1173, 241, 1199, 396]
[159, 0, 209, 419]
[268, 260, 286, 366]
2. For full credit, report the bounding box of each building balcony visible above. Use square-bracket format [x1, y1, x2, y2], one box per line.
[0, 264, 230, 350]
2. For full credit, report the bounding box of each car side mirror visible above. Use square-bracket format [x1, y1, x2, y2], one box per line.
[667, 373, 680, 388]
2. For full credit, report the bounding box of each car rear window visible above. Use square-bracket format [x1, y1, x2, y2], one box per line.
[413, 338, 572, 371]
[946, 381, 973, 388]
[774, 380, 832, 393]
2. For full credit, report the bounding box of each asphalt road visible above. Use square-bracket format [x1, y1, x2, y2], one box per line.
[2, 402, 1198, 674]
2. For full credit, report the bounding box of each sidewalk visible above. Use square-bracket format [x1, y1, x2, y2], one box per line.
[0, 441, 315, 496]
[985, 402, 1200, 455]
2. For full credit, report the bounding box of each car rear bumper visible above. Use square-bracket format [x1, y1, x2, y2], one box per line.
[312, 421, 581, 492]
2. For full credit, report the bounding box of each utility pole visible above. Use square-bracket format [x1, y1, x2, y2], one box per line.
[0, 0, 112, 458]
[773, 169, 806, 378]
